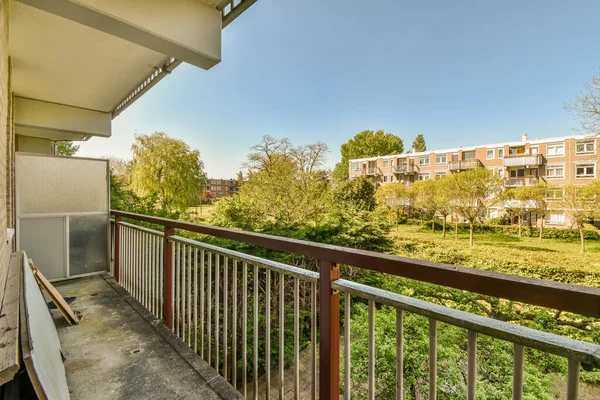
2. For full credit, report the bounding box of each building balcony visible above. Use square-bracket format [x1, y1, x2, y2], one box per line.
[393, 164, 419, 174]
[448, 158, 483, 171]
[505, 176, 546, 187]
[362, 167, 382, 175]
[503, 154, 544, 167]
[99, 210, 598, 400]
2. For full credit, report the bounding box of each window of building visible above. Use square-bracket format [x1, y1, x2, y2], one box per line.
[546, 187, 564, 201]
[545, 211, 565, 225]
[352, 163, 360, 171]
[486, 149, 494, 160]
[510, 169, 525, 178]
[383, 160, 389, 168]
[576, 140, 596, 155]
[498, 148, 504, 158]
[545, 164, 564, 179]
[419, 173, 430, 181]
[546, 142, 565, 157]
[435, 154, 447, 165]
[419, 156, 430, 166]
[575, 162, 595, 178]
[462, 151, 476, 160]
[434, 171, 446, 179]
[451, 154, 459, 162]
[383, 175, 388, 183]
[530, 146, 539, 155]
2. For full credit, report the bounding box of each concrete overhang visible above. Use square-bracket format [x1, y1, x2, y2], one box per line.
[14, 97, 111, 141]
[8, 0, 257, 138]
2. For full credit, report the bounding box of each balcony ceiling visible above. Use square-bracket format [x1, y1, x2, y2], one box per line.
[9, 1, 167, 113]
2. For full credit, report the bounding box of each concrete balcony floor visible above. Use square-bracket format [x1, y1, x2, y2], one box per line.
[51, 274, 240, 400]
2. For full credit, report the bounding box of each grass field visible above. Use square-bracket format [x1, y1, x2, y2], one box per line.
[389, 223, 600, 284]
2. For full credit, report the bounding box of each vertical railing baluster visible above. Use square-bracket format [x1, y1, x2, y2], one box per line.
[242, 261, 248, 398]
[567, 359, 580, 400]
[344, 292, 351, 400]
[396, 309, 403, 400]
[232, 259, 238, 388]
[294, 277, 300, 400]
[319, 259, 340, 400]
[187, 245, 192, 346]
[114, 217, 121, 282]
[174, 242, 181, 336]
[253, 264, 259, 400]
[266, 269, 271, 399]
[224, 257, 229, 381]
[208, 252, 213, 366]
[467, 331, 477, 400]
[513, 344, 525, 400]
[194, 248, 198, 353]
[159, 231, 164, 320]
[215, 254, 220, 373]
[182, 244, 186, 341]
[311, 281, 317, 400]
[279, 272, 285, 400]
[145, 233, 149, 309]
[134, 229, 138, 300]
[163, 226, 175, 331]
[429, 319, 437, 400]
[513, 344, 524, 400]
[368, 300, 375, 400]
[150, 235, 154, 316]
[200, 249, 205, 358]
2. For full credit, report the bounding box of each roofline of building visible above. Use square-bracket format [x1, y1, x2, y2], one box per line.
[348, 133, 599, 163]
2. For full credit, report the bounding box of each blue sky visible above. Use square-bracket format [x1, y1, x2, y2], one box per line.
[79, 0, 600, 178]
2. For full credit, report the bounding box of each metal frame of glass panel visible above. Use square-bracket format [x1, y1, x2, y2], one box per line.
[15, 153, 110, 281]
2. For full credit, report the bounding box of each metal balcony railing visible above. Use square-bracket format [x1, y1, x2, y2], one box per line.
[393, 164, 419, 174]
[111, 210, 600, 400]
[505, 176, 546, 187]
[362, 167, 381, 175]
[448, 159, 483, 171]
[503, 154, 544, 167]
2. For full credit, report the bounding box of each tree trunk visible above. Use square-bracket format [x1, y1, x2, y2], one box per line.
[580, 227, 585, 253]
[431, 220, 435, 233]
[455, 219, 458, 241]
[442, 218, 446, 239]
[469, 223, 474, 247]
[539, 218, 543, 242]
[518, 215, 522, 238]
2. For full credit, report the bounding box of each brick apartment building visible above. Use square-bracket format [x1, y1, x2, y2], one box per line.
[349, 133, 600, 226]
[206, 178, 240, 202]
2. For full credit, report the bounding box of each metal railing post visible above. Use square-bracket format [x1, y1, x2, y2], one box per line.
[319, 259, 340, 399]
[114, 216, 122, 282]
[164, 226, 175, 330]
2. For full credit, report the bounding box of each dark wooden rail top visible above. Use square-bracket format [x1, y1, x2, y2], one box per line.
[111, 210, 600, 318]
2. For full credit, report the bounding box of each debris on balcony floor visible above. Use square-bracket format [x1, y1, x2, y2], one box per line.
[50, 274, 241, 400]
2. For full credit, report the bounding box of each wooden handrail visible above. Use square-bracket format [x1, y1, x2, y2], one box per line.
[110, 210, 600, 318]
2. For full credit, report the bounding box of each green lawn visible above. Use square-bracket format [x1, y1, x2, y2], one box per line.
[389, 223, 600, 285]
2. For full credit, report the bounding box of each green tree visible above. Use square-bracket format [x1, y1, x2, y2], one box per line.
[445, 169, 503, 246]
[129, 132, 206, 212]
[412, 133, 427, 152]
[562, 183, 600, 252]
[55, 141, 80, 156]
[526, 183, 552, 242]
[500, 186, 532, 238]
[375, 182, 414, 231]
[412, 179, 438, 232]
[332, 176, 375, 212]
[332, 130, 404, 182]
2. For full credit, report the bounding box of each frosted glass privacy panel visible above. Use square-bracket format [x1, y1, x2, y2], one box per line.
[16, 154, 109, 215]
[19, 218, 66, 280]
[69, 216, 108, 275]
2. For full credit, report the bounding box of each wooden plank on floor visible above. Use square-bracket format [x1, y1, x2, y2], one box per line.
[0, 252, 21, 386]
[29, 260, 79, 325]
[21, 253, 70, 400]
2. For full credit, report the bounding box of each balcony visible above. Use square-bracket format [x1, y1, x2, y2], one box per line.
[503, 154, 544, 167]
[505, 176, 546, 187]
[448, 158, 483, 171]
[104, 210, 600, 400]
[393, 164, 419, 174]
[362, 167, 381, 175]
